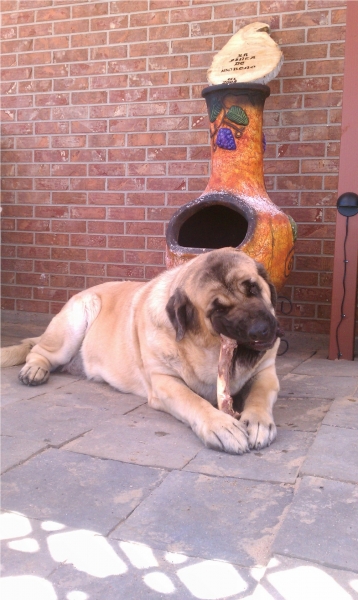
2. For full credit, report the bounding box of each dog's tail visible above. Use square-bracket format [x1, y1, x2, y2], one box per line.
[0, 337, 40, 368]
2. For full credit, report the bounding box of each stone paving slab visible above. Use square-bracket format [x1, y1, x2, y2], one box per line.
[323, 395, 358, 429]
[1, 379, 145, 448]
[300, 425, 358, 484]
[0, 367, 80, 407]
[292, 356, 358, 377]
[1, 435, 48, 474]
[279, 373, 358, 398]
[1, 448, 167, 534]
[273, 396, 332, 432]
[184, 430, 314, 484]
[64, 404, 203, 470]
[250, 555, 358, 600]
[273, 476, 358, 573]
[112, 470, 293, 567]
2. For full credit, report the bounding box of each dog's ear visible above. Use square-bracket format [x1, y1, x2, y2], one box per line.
[166, 289, 196, 341]
[255, 262, 278, 308]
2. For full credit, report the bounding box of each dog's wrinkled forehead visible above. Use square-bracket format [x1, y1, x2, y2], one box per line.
[197, 250, 258, 291]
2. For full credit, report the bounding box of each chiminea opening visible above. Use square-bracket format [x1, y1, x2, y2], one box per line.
[178, 205, 248, 249]
[166, 193, 256, 255]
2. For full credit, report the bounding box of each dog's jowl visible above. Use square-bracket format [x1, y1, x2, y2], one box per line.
[1, 248, 282, 455]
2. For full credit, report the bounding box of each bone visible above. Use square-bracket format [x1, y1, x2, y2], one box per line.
[217, 335, 240, 419]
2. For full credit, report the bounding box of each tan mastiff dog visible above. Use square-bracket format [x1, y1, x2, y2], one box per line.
[1, 248, 282, 454]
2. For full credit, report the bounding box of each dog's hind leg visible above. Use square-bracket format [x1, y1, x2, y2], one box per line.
[19, 291, 101, 386]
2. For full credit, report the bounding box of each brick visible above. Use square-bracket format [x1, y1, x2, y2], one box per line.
[73, 2, 109, 18]
[36, 233, 69, 246]
[34, 36, 69, 51]
[108, 207, 145, 220]
[126, 193, 165, 206]
[90, 46, 127, 60]
[304, 92, 342, 108]
[283, 77, 330, 93]
[91, 14, 128, 31]
[70, 62, 106, 76]
[277, 176, 323, 190]
[107, 265, 144, 279]
[54, 49, 88, 64]
[17, 219, 50, 232]
[34, 178, 69, 191]
[109, 88, 148, 103]
[127, 163, 166, 176]
[18, 108, 51, 121]
[71, 149, 106, 162]
[88, 134, 125, 147]
[130, 10, 169, 26]
[90, 105, 126, 119]
[308, 25, 346, 43]
[108, 148, 145, 163]
[88, 222, 124, 234]
[70, 179, 105, 191]
[54, 19, 89, 35]
[19, 80, 52, 93]
[71, 31, 107, 48]
[108, 236, 145, 249]
[301, 159, 339, 173]
[107, 178, 145, 191]
[149, 23, 189, 41]
[2, 11, 35, 26]
[1, 286, 32, 299]
[16, 136, 49, 149]
[71, 119, 107, 135]
[111, 0, 148, 12]
[17, 191, 51, 204]
[34, 150, 69, 162]
[52, 192, 87, 204]
[35, 93, 69, 107]
[1, 67, 32, 81]
[283, 44, 328, 61]
[49, 275, 85, 289]
[89, 164, 125, 177]
[190, 20, 232, 37]
[281, 110, 328, 126]
[129, 72, 169, 87]
[147, 237, 166, 250]
[1, 95, 33, 109]
[172, 37, 212, 54]
[34, 65, 69, 79]
[36, 122, 69, 135]
[19, 23, 52, 38]
[35, 207, 69, 219]
[52, 220, 86, 234]
[54, 78, 89, 92]
[145, 266, 166, 279]
[109, 118, 147, 132]
[87, 193, 124, 207]
[90, 74, 128, 89]
[306, 59, 344, 75]
[125, 251, 164, 265]
[72, 91, 107, 105]
[69, 262, 105, 276]
[47, 105, 87, 123]
[87, 249, 124, 263]
[70, 207, 106, 219]
[127, 132, 166, 147]
[52, 136, 86, 148]
[130, 41, 169, 58]
[147, 147, 187, 161]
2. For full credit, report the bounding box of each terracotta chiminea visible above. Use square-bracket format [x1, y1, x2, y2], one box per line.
[166, 83, 296, 291]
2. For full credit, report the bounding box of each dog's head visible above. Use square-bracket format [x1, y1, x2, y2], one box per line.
[166, 248, 281, 351]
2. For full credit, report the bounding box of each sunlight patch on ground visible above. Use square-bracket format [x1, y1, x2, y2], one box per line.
[143, 571, 176, 594]
[177, 559, 249, 599]
[0, 575, 57, 600]
[254, 564, 354, 600]
[47, 529, 127, 578]
[119, 540, 158, 569]
[0, 512, 32, 540]
[7, 537, 40, 553]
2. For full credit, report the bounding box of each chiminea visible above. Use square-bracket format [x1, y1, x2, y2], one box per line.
[166, 83, 296, 290]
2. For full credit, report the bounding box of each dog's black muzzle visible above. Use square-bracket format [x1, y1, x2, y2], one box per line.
[211, 308, 282, 351]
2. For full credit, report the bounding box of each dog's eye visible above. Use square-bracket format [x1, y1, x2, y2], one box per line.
[211, 299, 230, 314]
[242, 280, 260, 297]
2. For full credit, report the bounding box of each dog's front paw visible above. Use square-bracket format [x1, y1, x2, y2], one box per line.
[19, 364, 50, 386]
[196, 410, 249, 455]
[239, 409, 277, 450]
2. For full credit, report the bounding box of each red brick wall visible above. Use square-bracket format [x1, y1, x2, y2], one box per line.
[1, 0, 347, 333]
